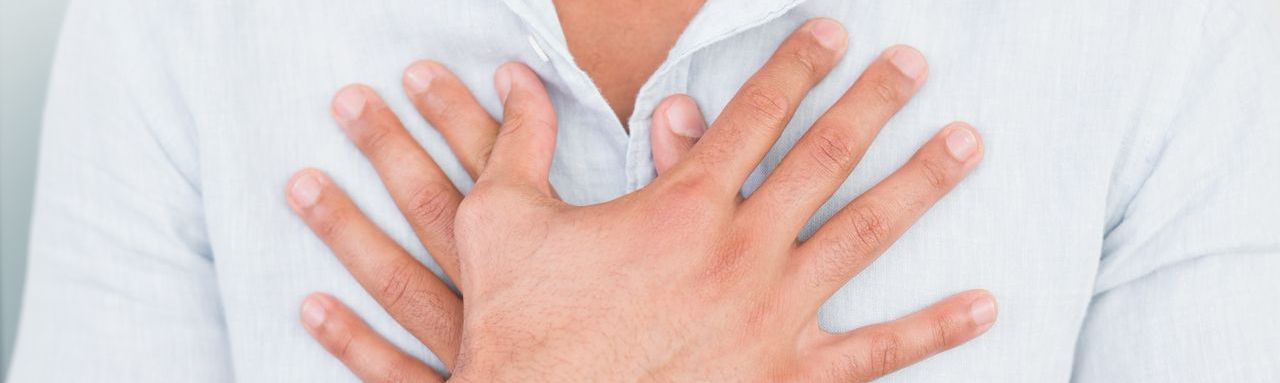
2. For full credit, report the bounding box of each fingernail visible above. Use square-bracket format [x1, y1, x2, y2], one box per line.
[290, 171, 323, 208]
[333, 86, 367, 122]
[809, 19, 847, 51]
[945, 125, 978, 161]
[665, 98, 706, 138]
[301, 296, 327, 328]
[969, 295, 997, 330]
[888, 46, 927, 81]
[495, 65, 514, 103]
[404, 64, 437, 94]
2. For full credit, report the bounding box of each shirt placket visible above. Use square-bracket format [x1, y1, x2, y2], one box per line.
[500, 0, 811, 193]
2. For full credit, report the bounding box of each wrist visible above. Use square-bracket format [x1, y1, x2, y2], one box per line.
[450, 341, 635, 382]
[448, 339, 565, 383]
[449, 358, 565, 383]
[452, 311, 649, 381]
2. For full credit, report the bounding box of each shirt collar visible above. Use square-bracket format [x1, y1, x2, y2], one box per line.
[669, 0, 810, 61]
[502, 0, 810, 68]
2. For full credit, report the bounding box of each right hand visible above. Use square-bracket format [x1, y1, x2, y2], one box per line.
[291, 18, 993, 382]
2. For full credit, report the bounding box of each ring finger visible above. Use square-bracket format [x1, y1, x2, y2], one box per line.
[288, 169, 463, 367]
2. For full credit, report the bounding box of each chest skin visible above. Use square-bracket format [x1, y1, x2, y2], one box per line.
[552, 0, 705, 126]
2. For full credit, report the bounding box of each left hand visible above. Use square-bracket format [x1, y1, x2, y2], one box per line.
[287, 59, 707, 380]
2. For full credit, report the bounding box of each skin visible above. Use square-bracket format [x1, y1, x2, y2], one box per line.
[289, 19, 994, 382]
[551, 0, 707, 125]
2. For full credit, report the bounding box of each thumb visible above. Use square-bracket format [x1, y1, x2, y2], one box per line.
[480, 62, 558, 197]
[650, 94, 706, 175]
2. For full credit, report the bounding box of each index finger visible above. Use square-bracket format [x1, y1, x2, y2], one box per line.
[403, 60, 501, 180]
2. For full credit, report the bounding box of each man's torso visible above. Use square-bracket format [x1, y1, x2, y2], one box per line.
[175, 1, 1207, 380]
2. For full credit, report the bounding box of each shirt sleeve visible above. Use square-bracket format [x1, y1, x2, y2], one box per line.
[6, 0, 233, 381]
[1072, 1, 1280, 381]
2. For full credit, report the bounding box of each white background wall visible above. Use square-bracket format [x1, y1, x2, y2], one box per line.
[1, 0, 71, 376]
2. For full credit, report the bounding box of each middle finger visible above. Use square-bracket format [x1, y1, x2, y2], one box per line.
[671, 18, 847, 197]
[331, 84, 464, 283]
[741, 45, 928, 239]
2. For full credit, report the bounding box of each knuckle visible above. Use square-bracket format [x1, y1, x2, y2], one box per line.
[327, 321, 356, 360]
[782, 48, 822, 80]
[357, 123, 395, 153]
[404, 288, 458, 337]
[405, 183, 458, 230]
[808, 203, 895, 287]
[741, 293, 780, 332]
[498, 114, 527, 138]
[453, 201, 483, 230]
[643, 173, 727, 240]
[500, 111, 552, 139]
[741, 83, 791, 126]
[867, 331, 903, 377]
[931, 314, 957, 350]
[701, 238, 750, 288]
[377, 262, 416, 310]
[374, 264, 459, 339]
[662, 170, 719, 203]
[825, 353, 864, 383]
[918, 157, 953, 190]
[314, 205, 352, 241]
[808, 130, 858, 177]
[868, 76, 906, 106]
[428, 94, 460, 121]
[846, 203, 891, 253]
[454, 186, 499, 230]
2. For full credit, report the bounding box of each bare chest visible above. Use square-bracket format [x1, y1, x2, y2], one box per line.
[553, 0, 706, 126]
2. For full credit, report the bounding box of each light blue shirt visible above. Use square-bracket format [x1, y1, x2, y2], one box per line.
[10, 0, 1280, 381]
